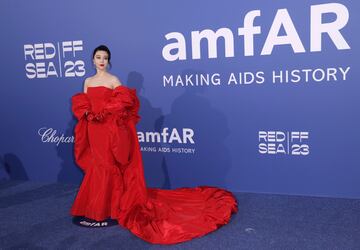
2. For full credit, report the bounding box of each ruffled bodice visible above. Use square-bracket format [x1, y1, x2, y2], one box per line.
[72, 85, 140, 125]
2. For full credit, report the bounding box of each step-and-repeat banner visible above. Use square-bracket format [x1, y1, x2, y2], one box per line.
[1, 0, 359, 198]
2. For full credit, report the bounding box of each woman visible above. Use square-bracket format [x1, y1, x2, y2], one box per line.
[71, 45, 238, 244]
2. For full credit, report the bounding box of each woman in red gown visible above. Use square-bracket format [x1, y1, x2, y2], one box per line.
[70, 45, 238, 244]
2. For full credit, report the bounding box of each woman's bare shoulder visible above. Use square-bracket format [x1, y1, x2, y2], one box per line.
[109, 74, 122, 88]
[106, 73, 118, 81]
[84, 76, 95, 84]
[83, 77, 94, 92]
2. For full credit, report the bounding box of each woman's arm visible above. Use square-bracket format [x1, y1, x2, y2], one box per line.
[112, 76, 122, 89]
[83, 78, 89, 93]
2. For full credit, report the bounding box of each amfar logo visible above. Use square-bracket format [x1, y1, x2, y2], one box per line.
[24, 40, 85, 79]
[258, 131, 309, 156]
[137, 128, 195, 144]
[38, 127, 74, 146]
[137, 128, 196, 154]
[162, 3, 350, 61]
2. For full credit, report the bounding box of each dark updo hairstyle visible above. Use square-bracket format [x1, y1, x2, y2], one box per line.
[92, 44, 112, 69]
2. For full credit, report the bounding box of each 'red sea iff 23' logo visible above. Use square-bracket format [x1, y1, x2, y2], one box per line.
[258, 131, 309, 155]
[24, 40, 85, 79]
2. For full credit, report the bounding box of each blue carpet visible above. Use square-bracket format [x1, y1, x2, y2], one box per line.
[0, 180, 359, 249]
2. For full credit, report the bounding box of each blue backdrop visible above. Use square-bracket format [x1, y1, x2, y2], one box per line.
[1, 0, 359, 198]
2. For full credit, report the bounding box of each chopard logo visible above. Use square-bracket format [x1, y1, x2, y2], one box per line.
[38, 127, 74, 146]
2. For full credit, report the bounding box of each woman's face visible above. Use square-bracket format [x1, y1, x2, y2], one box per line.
[93, 50, 109, 71]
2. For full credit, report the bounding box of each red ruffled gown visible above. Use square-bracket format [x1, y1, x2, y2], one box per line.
[70, 85, 238, 244]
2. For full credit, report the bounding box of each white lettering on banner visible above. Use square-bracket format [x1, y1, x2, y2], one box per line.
[141, 146, 157, 152]
[162, 3, 350, 61]
[272, 66, 350, 83]
[163, 73, 221, 87]
[24, 40, 85, 79]
[258, 131, 310, 156]
[171, 148, 196, 154]
[137, 128, 195, 144]
[163, 66, 350, 87]
[140, 147, 196, 154]
[227, 71, 265, 85]
[138, 128, 196, 154]
[191, 28, 235, 59]
[261, 9, 305, 55]
[311, 3, 350, 51]
[238, 10, 261, 56]
[38, 127, 74, 146]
